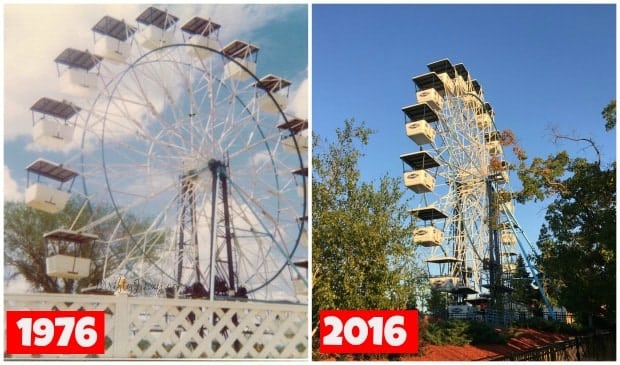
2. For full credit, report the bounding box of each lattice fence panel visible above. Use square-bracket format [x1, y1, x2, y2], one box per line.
[5, 293, 308, 359]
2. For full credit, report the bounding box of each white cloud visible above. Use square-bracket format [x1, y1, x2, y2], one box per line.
[4, 166, 24, 202]
[4, 274, 33, 294]
[4, 4, 141, 141]
[4, 4, 299, 142]
[288, 76, 309, 119]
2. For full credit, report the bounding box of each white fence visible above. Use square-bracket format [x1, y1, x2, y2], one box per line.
[5, 293, 308, 359]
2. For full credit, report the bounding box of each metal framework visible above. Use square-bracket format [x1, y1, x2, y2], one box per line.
[402, 58, 552, 315]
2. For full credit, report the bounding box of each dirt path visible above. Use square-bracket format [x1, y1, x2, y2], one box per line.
[403, 328, 569, 361]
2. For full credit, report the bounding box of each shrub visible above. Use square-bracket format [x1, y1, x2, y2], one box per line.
[423, 319, 512, 346]
[516, 317, 586, 335]
[423, 319, 470, 346]
[467, 320, 510, 344]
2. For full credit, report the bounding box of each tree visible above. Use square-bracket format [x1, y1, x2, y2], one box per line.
[537, 159, 615, 326]
[602, 99, 616, 131]
[510, 255, 541, 308]
[4, 197, 165, 294]
[312, 119, 423, 331]
[515, 100, 616, 327]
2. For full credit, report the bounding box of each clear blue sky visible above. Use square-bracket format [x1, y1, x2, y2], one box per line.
[313, 4, 616, 253]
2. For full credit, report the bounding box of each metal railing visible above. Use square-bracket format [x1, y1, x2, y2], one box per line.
[499, 331, 615, 361]
[444, 308, 575, 327]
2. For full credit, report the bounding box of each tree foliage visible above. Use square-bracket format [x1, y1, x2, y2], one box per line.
[312, 119, 423, 328]
[602, 99, 616, 131]
[514, 100, 616, 327]
[4, 197, 164, 293]
[536, 159, 615, 326]
[510, 255, 542, 307]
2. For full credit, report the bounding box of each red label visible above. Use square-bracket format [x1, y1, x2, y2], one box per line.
[6, 310, 105, 354]
[319, 310, 418, 354]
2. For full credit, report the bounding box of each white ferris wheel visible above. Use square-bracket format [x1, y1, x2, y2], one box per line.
[23, 6, 308, 302]
[401, 59, 532, 309]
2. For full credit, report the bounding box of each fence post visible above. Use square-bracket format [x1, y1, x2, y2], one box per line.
[112, 293, 129, 357]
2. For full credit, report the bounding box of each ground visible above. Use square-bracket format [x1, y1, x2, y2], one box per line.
[315, 328, 570, 361]
[404, 328, 569, 361]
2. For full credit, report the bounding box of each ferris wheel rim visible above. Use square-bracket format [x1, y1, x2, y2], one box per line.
[75, 40, 306, 298]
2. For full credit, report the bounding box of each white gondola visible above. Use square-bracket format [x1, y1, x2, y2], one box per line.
[278, 118, 308, 153]
[59, 69, 98, 97]
[137, 24, 175, 49]
[436, 73, 455, 95]
[425, 257, 461, 291]
[135, 6, 178, 50]
[475, 110, 492, 129]
[426, 59, 457, 95]
[448, 305, 476, 319]
[283, 129, 308, 152]
[187, 35, 219, 58]
[429, 276, 459, 291]
[406, 119, 436, 145]
[475, 102, 494, 129]
[44, 229, 97, 279]
[293, 279, 308, 296]
[416, 88, 443, 111]
[489, 160, 510, 184]
[221, 40, 259, 81]
[503, 263, 518, 274]
[25, 159, 78, 214]
[300, 229, 308, 248]
[486, 141, 503, 156]
[461, 93, 480, 109]
[485, 131, 503, 156]
[95, 36, 132, 63]
[454, 75, 467, 94]
[413, 226, 443, 247]
[404, 169, 435, 193]
[293, 167, 308, 199]
[181, 16, 221, 60]
[92, 15, 136, 63]
[495, 169, 510, 184]
[400, 151, 440, 192]
[256, 74, 291, 113]
[33, 119, 74, 148]
[54, 48, 101, 97]
[454, 63, 470, 94]
[501, 230, 517, 245]
[31, 97, 80, 149]
[292, 260, 308, 296]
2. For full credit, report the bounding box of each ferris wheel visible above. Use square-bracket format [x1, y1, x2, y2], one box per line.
[24, 6, 308, 302]
[400, 59, 524, 309]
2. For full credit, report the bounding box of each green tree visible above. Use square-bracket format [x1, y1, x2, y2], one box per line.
[602, 99, 616, 131]
[515, 101, 616, 327]
[537, 159, 615, 326]
[312, 119, 423, 330]
[426, 288, 449, 314]
[4, 197, 165, 293]
[510, 255, 541, 308]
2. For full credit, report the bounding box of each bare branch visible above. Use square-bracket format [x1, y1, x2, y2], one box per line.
[549, 127, 601, 165]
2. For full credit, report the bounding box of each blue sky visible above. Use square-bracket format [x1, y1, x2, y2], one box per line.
[313, 4, 616, 255]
